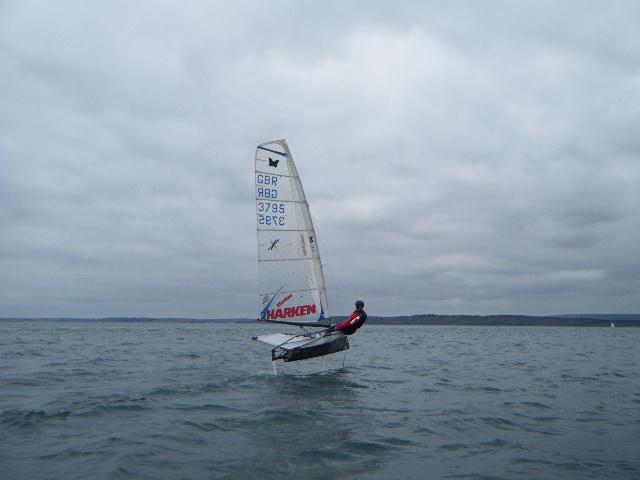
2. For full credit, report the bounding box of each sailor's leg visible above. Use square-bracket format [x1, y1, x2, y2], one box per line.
[272, 360, 278, 376]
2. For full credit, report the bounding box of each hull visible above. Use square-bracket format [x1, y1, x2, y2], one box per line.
[268, 332, 349, 362]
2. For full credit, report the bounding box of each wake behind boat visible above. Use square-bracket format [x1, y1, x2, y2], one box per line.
[252, 139, 349, 369]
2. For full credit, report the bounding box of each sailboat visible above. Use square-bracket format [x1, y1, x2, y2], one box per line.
[252, 140, 348, 368]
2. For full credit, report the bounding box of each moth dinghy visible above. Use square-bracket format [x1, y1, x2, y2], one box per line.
[252, 139, 348, 370]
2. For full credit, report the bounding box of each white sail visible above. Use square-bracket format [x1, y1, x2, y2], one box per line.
[255, 139, 329, 324]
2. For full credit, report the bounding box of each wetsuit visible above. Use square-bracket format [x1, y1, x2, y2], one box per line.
[334, 309, 368, 335]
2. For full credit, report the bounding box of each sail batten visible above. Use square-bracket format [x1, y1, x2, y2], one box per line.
[259, 258, 318, 263]
[257, 145, 289, 157]
[254, 171, 298, 180]
[258, 228, 315, 232]
[260, 287, 322, 296]
[255, 139, 329, 323]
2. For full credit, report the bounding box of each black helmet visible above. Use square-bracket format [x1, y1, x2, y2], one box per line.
[355, 300, 364, 308]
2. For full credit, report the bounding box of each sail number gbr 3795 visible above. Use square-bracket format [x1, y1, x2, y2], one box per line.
[256, 173, 285, 227]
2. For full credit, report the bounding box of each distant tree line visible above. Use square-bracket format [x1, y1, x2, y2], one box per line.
[361, 314, 640, 327]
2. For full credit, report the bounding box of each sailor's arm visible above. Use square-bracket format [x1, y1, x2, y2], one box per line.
[334, 312, 361, 331]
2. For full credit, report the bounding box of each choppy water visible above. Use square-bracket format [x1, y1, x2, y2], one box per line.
[1, 322, 638, 479]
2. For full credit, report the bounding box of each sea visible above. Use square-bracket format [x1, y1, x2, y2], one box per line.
[1, 322, 638, 480]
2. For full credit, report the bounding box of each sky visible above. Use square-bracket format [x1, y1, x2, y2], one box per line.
[1, 1, 639, 318]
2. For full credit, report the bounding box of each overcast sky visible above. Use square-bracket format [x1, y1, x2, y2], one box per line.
[1, 1, 639, 318]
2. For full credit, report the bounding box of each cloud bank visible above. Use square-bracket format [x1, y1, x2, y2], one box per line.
[1, 1, 639, 316]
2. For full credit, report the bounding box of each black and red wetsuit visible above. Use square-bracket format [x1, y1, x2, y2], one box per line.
[334, 309, 368, 335]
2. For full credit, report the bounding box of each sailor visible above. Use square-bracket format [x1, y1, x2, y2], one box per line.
[328, 300, 367, 335]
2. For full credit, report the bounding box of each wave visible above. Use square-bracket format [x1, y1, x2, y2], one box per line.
[0, 409, 71, 428]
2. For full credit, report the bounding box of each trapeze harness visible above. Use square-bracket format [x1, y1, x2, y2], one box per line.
[334, 309, 368, 335]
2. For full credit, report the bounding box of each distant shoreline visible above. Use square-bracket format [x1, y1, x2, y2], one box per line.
[1, 314, 639, 327]
[364, 314, 640, 327]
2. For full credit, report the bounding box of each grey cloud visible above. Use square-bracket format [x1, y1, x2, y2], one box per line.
[1, 1, 639, 317]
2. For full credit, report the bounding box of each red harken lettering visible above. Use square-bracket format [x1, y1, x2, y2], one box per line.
[268, 304, 317, 320]
[276, 293, 293, 308]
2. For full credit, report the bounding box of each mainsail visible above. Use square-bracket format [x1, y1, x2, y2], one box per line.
[255, 139, 330, 325]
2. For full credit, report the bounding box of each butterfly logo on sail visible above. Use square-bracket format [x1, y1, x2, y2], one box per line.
[268, 157, 279, 168]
